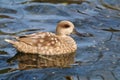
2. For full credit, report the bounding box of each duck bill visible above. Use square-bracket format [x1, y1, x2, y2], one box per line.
[72, 29, 93, 37]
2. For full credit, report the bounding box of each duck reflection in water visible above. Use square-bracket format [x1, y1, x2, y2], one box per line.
[6, 20, 93, 80]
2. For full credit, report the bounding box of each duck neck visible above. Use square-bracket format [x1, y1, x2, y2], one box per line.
[56, 33, 68, 37]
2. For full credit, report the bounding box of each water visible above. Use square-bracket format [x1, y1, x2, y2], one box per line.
[0, 0, 120, 80]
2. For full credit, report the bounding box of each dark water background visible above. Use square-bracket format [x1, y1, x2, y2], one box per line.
[0, 0, 120, 80]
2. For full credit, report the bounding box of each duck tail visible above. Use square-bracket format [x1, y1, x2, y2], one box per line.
[4, 39, 18, 45]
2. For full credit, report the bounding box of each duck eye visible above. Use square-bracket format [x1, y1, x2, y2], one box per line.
[63, 24, 70, 28]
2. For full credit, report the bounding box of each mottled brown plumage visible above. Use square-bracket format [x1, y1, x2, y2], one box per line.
[5, 21, 77, 55]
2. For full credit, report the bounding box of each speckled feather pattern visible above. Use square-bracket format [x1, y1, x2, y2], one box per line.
[13, 32, 77, 55]
[5, 21, 77, 55]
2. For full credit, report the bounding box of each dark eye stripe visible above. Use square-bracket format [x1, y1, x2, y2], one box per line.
[63, 24, 70, 28]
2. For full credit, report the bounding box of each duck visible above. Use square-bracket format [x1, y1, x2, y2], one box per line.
[5, 20, 92, 55]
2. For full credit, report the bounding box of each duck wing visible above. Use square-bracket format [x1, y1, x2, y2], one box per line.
[17, 32, 58, 47]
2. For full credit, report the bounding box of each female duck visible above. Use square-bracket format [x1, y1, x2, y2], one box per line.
[5, 20, 92, 55]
